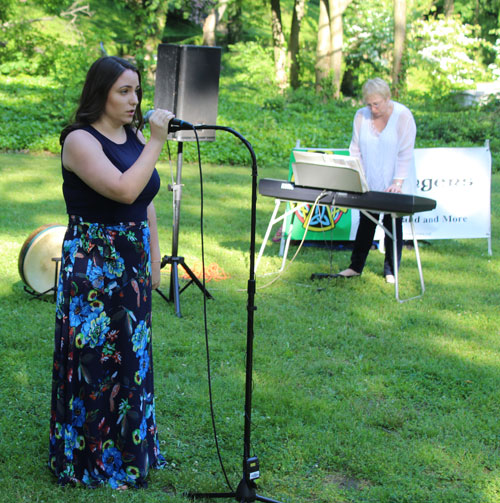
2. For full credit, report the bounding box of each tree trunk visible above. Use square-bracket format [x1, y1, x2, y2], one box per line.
[289, 0, 306, 89]
[443, 0, 454, 17]
[330, 0, 346, 99]
[315, 0, 351, 98]
[392, 0, 406, 97]
[227, 0, 243, 44]
[203, 9, 217, 46]
[203, 0, 229, 46]
[315, 0, 331, 93]
[270, 0, 288, 91]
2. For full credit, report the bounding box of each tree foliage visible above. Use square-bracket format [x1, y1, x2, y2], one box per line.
[0, 0, 16, 22]
[409, 14, 495, 92]
[0, 1, 93, 76]
[342, 0, 394, 94]
[0, 0, 499, 100]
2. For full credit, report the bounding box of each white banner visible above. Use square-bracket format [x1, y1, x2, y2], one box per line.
[374, 144, 491, 241]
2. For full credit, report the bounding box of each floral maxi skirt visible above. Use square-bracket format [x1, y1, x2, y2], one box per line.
[49, 216, 165, 488]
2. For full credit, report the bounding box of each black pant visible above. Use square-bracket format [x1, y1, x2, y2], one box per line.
[349, 212, 403, 276]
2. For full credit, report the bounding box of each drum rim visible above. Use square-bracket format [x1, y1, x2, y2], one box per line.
[18, 224, 66, 290]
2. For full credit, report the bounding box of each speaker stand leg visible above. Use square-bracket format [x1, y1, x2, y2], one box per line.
[159, 255, 213, 318]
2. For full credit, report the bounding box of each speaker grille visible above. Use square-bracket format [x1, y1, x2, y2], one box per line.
[155, 44, 222, 142]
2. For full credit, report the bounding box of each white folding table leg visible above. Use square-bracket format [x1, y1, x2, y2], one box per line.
[392, 215, 400, 301]
[255, 199, 282, 273]
[278, 201, 310, 273]
[394, 214, 426, 303]
[255, 200, 309, 275]
[360, 211, 425, 302]
[279, 214, 294, 273]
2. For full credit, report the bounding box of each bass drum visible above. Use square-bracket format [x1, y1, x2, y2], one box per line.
[18, 224, 67, 294]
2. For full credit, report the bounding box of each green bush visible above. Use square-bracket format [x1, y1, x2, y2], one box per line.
[0, 68, 498, 172]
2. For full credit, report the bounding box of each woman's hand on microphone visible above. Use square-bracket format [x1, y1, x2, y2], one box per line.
[148, 109, 175, 143]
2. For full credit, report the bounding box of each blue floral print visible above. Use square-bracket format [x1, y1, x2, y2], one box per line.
[49, 216, 165, 488]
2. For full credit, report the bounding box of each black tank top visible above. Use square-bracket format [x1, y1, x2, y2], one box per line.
[62, 125, 160, 223]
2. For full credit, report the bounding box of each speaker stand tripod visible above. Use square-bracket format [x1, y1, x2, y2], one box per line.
[157, 141, 213, 317]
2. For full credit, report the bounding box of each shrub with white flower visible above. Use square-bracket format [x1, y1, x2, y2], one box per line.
[409, 15, 495, 92]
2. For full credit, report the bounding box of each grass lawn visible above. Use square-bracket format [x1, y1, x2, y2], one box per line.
[1, 150, 500, 503]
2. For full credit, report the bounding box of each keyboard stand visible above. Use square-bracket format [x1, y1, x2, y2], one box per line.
[255, 198, 309, 275]
[256, 198, 426, 302]
[362, 211, 425, 303]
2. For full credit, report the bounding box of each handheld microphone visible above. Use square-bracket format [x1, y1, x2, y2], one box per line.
[143, 110, 193, 133]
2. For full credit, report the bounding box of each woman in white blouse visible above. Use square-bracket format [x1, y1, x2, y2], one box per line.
[336, 77, 417, 283]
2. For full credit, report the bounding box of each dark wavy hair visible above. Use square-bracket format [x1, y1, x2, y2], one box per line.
[60, 56, 144, 145]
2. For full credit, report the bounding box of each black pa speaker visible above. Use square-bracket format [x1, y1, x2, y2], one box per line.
[154, 44, 222, 142]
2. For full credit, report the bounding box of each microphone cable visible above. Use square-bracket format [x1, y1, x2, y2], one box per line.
[157, 119, 256, 494]
[255, 190, 328, 290]
[190, 126, 235, 494]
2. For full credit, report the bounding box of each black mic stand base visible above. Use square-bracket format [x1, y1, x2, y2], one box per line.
[157, 255, 213, 318]
[190, 477, 283, 503]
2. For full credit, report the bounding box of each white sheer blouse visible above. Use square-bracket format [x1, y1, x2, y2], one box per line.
[349, 101, 417, 194]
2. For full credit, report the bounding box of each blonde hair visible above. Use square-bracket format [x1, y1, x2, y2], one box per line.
[362, 78, 391, 101]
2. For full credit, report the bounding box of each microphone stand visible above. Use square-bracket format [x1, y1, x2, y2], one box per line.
[182, 123, 284, 503]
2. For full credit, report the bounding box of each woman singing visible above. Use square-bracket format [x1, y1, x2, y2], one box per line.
[49, 56, 174, 489]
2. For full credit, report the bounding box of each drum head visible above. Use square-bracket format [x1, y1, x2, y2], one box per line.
[18, 224, 67, 294]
